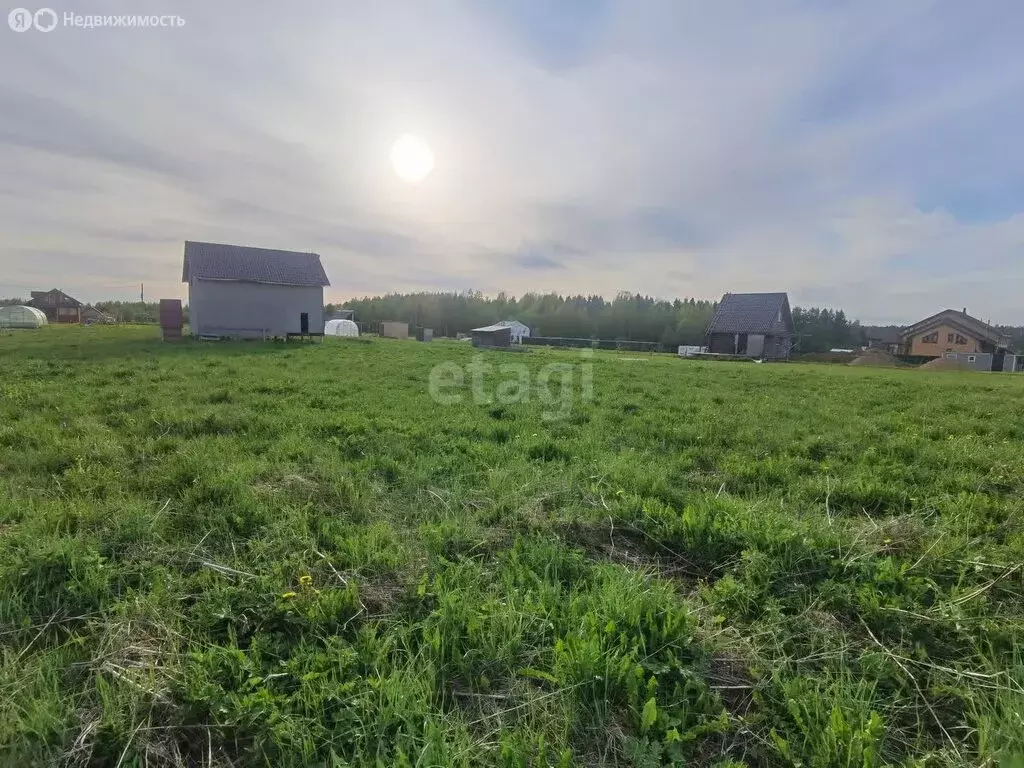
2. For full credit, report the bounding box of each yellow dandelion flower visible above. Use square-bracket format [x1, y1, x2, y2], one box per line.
[299, 575, 313, 586]
[281, 591, 298, 599]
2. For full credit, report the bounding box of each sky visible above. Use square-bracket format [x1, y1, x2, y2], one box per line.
[2, 1, 1023, 324]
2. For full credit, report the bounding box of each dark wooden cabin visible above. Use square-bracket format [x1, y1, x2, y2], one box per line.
[705, 292, 795, 360]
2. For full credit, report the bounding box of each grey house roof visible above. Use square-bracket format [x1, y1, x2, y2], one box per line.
[866, 326, 902, 344]
[28, 289, 83, 308]
[707, 292, 793, 335]
[472, 324, 512, 333]
[182, 241, 330, 287]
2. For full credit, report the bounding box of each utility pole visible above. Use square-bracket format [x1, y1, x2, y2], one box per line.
[140, 283, 144, 302]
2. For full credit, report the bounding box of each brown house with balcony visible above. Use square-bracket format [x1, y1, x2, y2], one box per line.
[900, 308, 1011, 362]
[27, 289, 83, 323]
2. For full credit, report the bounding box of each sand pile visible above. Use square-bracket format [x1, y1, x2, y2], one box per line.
[920, 357, 971, 371]
[850, 349, 898, 367]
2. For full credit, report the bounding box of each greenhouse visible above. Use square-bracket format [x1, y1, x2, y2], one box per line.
[0, 305, 48, 329]
[325, 318, 359, 337]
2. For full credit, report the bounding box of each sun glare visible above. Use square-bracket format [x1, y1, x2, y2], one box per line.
[390, 134, 434, 183]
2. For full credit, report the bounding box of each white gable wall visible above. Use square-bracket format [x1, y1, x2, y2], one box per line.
[497, 320, 531, 343]
[189, 279, 324, 338]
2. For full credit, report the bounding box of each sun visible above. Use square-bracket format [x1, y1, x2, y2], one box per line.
[390, 134, 434, 183]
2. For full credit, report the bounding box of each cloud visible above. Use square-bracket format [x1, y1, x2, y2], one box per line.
[1, 0, 1022, 323]
[510, 243, 572, 271]
[513, 253, 563, 270]
[0, 91, 201, 182]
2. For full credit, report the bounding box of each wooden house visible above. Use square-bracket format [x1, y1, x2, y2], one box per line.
[27, 289, 83, 323]
[705, 292, 795, 360]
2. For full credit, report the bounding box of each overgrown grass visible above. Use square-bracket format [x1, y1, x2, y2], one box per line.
[2, 325, 1023, 766]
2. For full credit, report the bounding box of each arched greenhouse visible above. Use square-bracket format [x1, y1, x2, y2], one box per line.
[325, 319, 359, 337]
[0, 305, 48, 329]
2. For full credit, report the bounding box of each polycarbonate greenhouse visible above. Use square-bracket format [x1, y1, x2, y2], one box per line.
[0, 305, 48, 329]
[325, 319, 359, 337]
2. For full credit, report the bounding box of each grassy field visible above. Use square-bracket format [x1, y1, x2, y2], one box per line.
[2, 326, 1023, 767]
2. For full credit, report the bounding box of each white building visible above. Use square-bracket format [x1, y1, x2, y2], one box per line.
[183, 241, 330, 339]
[496, 319, 531, 344]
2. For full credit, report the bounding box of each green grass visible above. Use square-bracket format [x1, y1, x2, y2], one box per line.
[2, 325, 1024, 766]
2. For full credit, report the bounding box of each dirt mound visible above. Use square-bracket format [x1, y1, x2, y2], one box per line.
[920, 357, 971, 371]
[850, 349, 898, 367]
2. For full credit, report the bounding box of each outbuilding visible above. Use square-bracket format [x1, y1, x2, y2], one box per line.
[471, 324, 512, 348]
[182, 241, 330, 339]
[379, 321, 409, 339]
[496, 319, 531, 344]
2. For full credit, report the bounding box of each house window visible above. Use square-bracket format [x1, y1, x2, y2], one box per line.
[955, 334, 967, 345]
[947, 333, 955, 343]
[968, 355, 976, 362]
[922, 332, 938, 343]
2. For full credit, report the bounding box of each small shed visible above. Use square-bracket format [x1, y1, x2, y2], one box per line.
[706, 292, 794, 360]
[379, 321, 409, 339]
[471, 324, 512, 348]
[496, 319, 531, 344]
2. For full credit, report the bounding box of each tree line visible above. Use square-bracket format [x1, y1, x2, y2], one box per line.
[333, 291, 869, 352]
[336, 291, 719, 347]
[334, 291, 1024, 353]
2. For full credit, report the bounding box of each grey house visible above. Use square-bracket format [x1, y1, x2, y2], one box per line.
[183, 241, 330, 339]
[706, 292, 795, 360]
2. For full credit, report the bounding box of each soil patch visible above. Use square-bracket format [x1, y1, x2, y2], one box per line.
[557, 521, 708, 581]
[920, 357, 972, 371]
